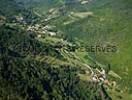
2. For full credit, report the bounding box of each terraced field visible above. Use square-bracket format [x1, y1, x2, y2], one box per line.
[39, 0, 132, 99]
[0, 0, 132, 99]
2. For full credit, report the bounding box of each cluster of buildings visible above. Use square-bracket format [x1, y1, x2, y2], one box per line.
[27, 24, 57, 38]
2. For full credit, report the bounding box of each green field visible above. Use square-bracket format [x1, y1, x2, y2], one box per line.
[49, 0, 132, 89]
[0, 0, 132, 99]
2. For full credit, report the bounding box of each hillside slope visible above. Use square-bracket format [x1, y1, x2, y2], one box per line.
[45, 0, 132, 94]
[0, 0, 132, 99]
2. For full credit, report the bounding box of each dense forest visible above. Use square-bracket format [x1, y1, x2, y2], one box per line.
[0, 0, 132, 100]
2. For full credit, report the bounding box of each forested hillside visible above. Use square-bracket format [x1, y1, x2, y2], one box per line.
[0, 0, 132, 100]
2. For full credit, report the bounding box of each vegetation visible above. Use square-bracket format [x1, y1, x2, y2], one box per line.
[0, 0, 132, 100]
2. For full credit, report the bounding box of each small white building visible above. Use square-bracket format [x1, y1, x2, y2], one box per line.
[48, 32, 56, 36]
[37, 34, 42, 38]
[81, 1, 89, 4]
